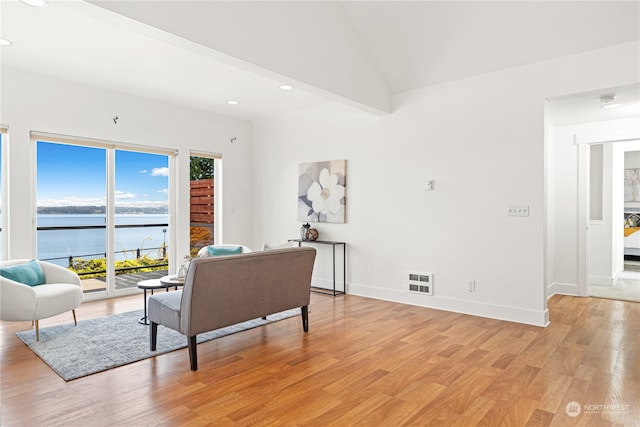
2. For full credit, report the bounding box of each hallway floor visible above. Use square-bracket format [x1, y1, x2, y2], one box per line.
[590, 270, 640, 302]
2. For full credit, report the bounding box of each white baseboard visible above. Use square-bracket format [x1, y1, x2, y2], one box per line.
[547, 282, 579, 298]
[590, 275, 614, 286]
[347, 282, 548, 327]
[311, 277, 346, 293]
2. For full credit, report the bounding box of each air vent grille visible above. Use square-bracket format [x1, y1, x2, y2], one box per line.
[407, 271, 434, 295]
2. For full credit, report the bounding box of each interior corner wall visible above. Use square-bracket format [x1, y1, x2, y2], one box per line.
[0, 67, 254, 263]
[251, 41, 639, 327]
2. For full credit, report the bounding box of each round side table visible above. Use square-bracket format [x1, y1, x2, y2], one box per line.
[159, 275, 185, 289]
[137, 277, 184, 325]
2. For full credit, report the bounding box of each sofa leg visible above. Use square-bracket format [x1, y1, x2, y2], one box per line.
[72, 309, 77, 326]
[35, 320, 40, 342]
[150, 322, 157, 351]
[188, 335, 198, 371]
[262, 316, 267, 320]
[301, 306, 309, 332]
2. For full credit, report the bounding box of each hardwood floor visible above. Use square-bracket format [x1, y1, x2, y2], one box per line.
[1, 293, 638, 426]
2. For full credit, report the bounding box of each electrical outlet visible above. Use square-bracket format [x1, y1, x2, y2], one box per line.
[468, 280, 475, 292]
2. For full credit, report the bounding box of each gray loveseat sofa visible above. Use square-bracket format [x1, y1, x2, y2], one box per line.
[148, 246, 317, 370]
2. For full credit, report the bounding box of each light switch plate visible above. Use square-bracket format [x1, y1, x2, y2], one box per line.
[507, 205, 529, 217]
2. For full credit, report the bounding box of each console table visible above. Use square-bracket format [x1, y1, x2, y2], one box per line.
[289, 239, 346, 296]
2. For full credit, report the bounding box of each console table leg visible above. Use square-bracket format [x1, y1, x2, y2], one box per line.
[332, 245, 336, 296]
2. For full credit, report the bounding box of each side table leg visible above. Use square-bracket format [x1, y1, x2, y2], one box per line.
[139, 289, 149, 325]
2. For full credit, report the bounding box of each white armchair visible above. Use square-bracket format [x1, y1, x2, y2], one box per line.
[0, 259, 83, 341]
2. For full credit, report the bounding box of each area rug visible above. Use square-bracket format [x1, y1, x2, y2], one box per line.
[16, 308, 300, 381]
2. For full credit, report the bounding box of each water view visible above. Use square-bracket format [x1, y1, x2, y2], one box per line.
[38, 214, 169, 267]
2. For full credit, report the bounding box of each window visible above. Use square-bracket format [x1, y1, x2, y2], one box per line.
[114, 149, 169, 290]
[36, 142, 107, 292]
[35, 133, 171, 297]
[0, 128, 5, 260]
[189, 154, 218, 257]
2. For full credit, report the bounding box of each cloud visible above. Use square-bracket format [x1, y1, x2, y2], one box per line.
[157, 189, 168, 195]
[151, 167, 169, 177]
[37, 196, 105, 207]
[139, 169, 148, 174]
[115, 191, 136, 200]
[114, 200, 169, 209]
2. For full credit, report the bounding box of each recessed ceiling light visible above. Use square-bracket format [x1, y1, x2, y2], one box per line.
[0, 38, 12, 46]
[226, 100, 239, 105]
[279, 84, 294, 91]
[20, 0, 48, 7]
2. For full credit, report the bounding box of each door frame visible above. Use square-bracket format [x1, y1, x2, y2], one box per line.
[576, 127, 640, 296]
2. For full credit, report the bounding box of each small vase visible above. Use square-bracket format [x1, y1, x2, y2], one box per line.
[300, 223, 311, 241]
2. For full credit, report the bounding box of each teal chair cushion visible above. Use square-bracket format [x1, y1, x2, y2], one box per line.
[0, 260, 46, 286]
[207, 245, 243, 256]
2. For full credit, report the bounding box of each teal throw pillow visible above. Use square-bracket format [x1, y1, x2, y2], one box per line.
[0, 260, 46, 286]
[207, 245, 243, 256]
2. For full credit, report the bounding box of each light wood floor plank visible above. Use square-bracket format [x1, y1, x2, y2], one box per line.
[1, 293, 638, 426]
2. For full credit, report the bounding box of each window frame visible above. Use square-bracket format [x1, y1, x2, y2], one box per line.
[31, 131, 176, 301]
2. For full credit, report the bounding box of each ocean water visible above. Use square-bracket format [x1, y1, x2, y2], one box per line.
[37, 214, 169, 267]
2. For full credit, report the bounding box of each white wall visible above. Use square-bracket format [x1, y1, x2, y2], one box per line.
[252, 41, 640, 327]
[626, 151, 640, 168]
[0, 67, 254, 266]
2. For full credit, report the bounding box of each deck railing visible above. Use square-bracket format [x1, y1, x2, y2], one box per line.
[38, 223, 169, 277]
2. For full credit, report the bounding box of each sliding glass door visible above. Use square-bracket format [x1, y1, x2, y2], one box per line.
[36, 139, 170, 297]
[113, 150, 169, 290]
[37, 141, 108, 292]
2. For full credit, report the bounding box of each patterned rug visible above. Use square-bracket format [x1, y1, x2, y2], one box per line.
[16, 308, 300, 381]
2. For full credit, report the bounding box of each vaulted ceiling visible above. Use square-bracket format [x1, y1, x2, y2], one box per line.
[1, 1, 639, 121]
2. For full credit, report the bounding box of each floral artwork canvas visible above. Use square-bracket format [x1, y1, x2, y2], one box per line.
[298, 160, 346, 223]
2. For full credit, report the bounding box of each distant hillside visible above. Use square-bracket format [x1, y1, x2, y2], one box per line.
[37, 206, 168, 215]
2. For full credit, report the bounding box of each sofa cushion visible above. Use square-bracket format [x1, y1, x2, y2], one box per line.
[262, 241, 295, 251]
[148, 290, 183, 331]
[207, 245, 243, 256]
[0, 260, 46, 286]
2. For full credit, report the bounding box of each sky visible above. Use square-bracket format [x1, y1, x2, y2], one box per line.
[36, 141, 169, 209]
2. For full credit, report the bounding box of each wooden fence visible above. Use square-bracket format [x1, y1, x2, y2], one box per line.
[190, 179, 213, 224]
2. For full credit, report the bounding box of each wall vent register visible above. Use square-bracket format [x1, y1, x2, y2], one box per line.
[407, 271, 434, 295]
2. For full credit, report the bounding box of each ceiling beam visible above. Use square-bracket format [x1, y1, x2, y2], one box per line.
[88, 1, 391, 115]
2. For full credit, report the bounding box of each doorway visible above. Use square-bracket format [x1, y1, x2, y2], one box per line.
[580, 138, 640, 302]
[546, 84, 640, 303]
